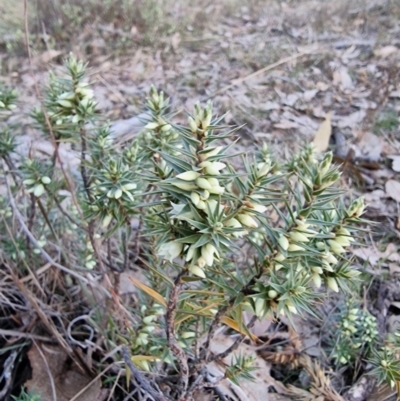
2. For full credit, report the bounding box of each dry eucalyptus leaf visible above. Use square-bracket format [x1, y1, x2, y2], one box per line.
[387, 156, 400, 172]
[373, 45, 399, 58]
[337, 110, 366, 129]
[313, 112, 332, 152]
[352, 243, 400, 266]
[205, 333, 286, 401]
[385, 179, 400, 203]
[26, 343, 101, 401]
[333, 66, 353, 89]
[39, 50, 63, 64]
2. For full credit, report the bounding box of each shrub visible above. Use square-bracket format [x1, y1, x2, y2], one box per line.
[0, 55, 392, 400]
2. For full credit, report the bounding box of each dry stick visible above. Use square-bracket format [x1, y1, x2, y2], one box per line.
[68, 363, 115, 401]
[2, 213, 46, 297]
[5, 175, 90, 284]
[0, 329, 54, 342]
[166, 271, 189, 399]
[121, 346, 170, 401]
[207, 49, 316, 99]
[209, 315, 258, 364]
[186, 316, 258, 400]
[201, 304, 232, 361]
[33, 340, 57, 401]
[5, 262, 72, 352]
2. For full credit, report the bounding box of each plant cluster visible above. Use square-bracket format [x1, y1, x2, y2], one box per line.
[0, 55, 396, 400]
[329, 301, 378, 366]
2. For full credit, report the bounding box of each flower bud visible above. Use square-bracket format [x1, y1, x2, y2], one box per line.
[181, 331, 196, 339]
[57, 99, 74, 108]
[102, 214, 113, 228]
[319, 151, 333, 177]
[346, 270, 361, 278]
[189, 265, 206, 278]
[312, 266, 323, 275]
[327, 240, 346, 255]
[201, 243, 218, 267]
[312, 274, 322, 288]
[158, 241, 183, 262]
[161, 124, 172, 132]
[250, 204, 267, 213]
[254, 298, 265, 317]
[186, 244, 196, 262]
[278, 235, 289, 251]
[196, 177, 212, 190]
[145, 122, 159, 130]
[123, 183, 137, 191]
[289, 231, 309, 243]
[275, 252, 286, 262]
[23, 179, 36, 186]
[334, 236, 352, 247]
[268, 290, 278, 299]
[337, 227, 351, 236]
[199, 161, 226, 175]
[208, 185, 225, 195]
[197, 200, 207, 210]
[288, 243, 304, 252]
[285, 300, 298, 314]
[171, 181, 197, 191]
[114, 188, 122, 199]
[327, 277, 339, 292]
[143, 315, 156, 325]
[237, 213, 258, 228]
[41, 176, 51, 184]
[188, 116, 198, 132]
[197, 257, 206, 268]
[257, 162, 270, 178]
[200, 146, 223, 161]
[33, 184, 45, 197]
[322, 252, 339, 265]
[176, 171, 200, 181]
[190, 191, 200, 206]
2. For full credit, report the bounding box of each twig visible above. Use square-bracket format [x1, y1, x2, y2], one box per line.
[52, 194, 87, 231]
[165, 271, 189, 399]
[5, 174, 90, 284]
[33, 341, 57, 401]
[209, 315, 258, 364]
[68, 363, 114, 401]
[121, 346, 169, 401]
[208, 49, 316, 98]
[0, 328, 54, 342]
[79, 126, 94, 203]
[201, 304, 232, 361]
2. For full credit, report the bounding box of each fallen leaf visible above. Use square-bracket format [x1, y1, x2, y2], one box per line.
[353, 131, 382, 161]
[313, 112, 332, 152]
[171, 32, 181, 52]
[333, 67, 353, 90]
[129, 277, 167, 307]
[26, 343, 101, 401]
[39, 50, 63, 64]
[385, 179, 400, 203]
[337, 110, 366, 129]
[352, 243, 400, 266]
[388, 156, 400, 172]
[389, 263, 400, 276]
[205, 333, 286, 401]
[374, 45, 399, 58]
[303, 89, 318, 102]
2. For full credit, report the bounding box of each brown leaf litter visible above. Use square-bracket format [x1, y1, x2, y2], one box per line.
[26, 343, 101, 401]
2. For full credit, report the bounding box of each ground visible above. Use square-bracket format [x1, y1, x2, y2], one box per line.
[0, 0, 400, 400]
